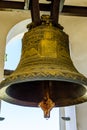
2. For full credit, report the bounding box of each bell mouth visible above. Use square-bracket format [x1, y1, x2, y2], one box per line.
[4, 80, 87, 107]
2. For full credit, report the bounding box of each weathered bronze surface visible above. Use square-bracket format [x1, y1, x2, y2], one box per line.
[0, 15, 87, 118]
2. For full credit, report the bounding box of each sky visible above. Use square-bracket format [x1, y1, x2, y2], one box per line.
[0, 38, 60, 130]
[0, 101, 60, 130]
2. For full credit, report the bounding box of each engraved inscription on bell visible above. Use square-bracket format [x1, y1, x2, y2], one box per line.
[38, 32, 57, 58]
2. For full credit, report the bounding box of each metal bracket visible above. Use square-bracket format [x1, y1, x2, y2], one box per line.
[29, 0, 64, 26]
[61, 116, 71, 121]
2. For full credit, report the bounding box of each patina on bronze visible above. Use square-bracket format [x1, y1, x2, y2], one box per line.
[0, 15, 87, 118]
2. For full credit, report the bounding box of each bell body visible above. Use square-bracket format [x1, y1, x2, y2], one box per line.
[0, 16, 87, 108]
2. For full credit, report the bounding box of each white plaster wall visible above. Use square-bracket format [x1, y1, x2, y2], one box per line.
[0, 9, 30, 112]
[76, 103, 87, 130]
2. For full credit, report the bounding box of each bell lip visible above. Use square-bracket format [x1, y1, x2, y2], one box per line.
[0, 84, 87, 107]
[0, 72, 87, 107]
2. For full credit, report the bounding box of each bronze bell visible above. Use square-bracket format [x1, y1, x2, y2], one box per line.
[0, 15, 87, 118]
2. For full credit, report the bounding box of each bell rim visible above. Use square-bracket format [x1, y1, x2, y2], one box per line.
[0, 70, 87, 107]
[0, 84, 87, 107]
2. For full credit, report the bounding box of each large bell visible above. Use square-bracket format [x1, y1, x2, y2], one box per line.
[0, 15, 87, 118]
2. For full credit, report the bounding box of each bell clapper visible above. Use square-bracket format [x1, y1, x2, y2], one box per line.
[39, 81, 55, 119]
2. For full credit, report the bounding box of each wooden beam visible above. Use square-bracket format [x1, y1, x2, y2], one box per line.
[0, 1, 25, 9]
[62, 5, 87, 17]
[39, 4, 87, 17]
[0, 1, 87, 17]
[4, 69, 14, 76]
